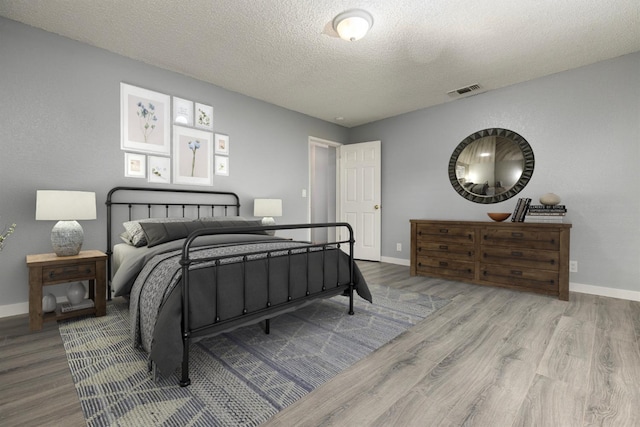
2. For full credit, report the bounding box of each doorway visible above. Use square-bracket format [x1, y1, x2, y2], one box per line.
[308, 137, 339, 243]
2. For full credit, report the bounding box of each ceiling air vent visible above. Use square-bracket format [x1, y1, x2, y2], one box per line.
[447, 84, 481, 97]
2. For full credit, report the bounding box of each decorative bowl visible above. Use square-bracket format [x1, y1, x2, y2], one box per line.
[487, 212, 511, 222]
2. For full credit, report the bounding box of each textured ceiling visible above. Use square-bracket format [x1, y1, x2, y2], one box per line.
[1, 0, 639, 127]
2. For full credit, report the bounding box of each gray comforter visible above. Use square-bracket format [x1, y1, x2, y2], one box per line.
[114, 234, 372, 376]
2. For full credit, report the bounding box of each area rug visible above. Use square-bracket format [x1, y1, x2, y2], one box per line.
[59, 284, 449, 426]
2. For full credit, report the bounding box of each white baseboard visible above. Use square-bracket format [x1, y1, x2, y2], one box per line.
[380, 256, 410, 266]
[570, 281, 640, 302]
[0, 302, 29, 319]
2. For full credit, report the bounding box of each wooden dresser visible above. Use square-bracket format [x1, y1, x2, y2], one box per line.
[410, 220, 571, 300]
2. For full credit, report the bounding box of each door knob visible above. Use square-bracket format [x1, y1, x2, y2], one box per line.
[374, 204, 380, 210]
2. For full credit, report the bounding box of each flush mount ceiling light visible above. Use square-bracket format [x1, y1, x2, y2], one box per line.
[333, 9, 373, 41]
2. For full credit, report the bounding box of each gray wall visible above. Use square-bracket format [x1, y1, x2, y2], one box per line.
[350, 51, 640, 293]
[1, 16, 638, 311]
[0, 18, 348, 307]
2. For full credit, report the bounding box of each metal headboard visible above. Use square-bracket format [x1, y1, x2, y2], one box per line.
[105, 186, 241, 298]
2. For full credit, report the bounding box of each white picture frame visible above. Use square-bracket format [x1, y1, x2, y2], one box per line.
[120, 83, 171, 155]
[214, 133, 229, 155]
[173, 126, 213, 186]
[147, 156, 171, 184]
[124, 152, 146, 178]
[215, 155, 229, 176]
[195, 102, 213, 130]
[173, 97, 193, 126]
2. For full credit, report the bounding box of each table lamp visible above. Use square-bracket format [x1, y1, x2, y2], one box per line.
[35, 190, 96, 256]
[254, 198, 282, 235]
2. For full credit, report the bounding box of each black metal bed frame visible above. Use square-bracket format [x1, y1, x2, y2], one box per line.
[105, 187, 356, 387]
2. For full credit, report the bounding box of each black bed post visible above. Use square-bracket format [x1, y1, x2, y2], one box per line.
[179, 256, 192, 387]
[347, 223, 355, 315]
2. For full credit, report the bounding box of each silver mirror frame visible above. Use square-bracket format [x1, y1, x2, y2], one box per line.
[448, 128, 534, 204]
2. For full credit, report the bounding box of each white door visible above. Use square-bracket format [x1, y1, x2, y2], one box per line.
[339, 140, 381, 261]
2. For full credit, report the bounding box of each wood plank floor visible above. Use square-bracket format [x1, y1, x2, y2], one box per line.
[1, 261, 639, 426]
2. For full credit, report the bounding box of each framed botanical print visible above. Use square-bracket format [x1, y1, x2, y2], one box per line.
[214, 133, 229, 155]
[173, 97, 194, 126]
[148, 155, 171, 184]
[124, 152, 146, 178]
[195, 102, 213, 130]
[215, 155, 229, 176]
[173, 126, 213, 186]
[121, 83, 171, 155]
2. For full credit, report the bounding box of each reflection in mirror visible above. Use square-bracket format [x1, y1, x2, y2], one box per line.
[448, 128, 534, 204]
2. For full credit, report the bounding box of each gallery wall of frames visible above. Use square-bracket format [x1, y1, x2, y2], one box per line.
[120, 83, 230, 186]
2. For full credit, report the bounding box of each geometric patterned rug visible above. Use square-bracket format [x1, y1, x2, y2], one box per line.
[59, 284, 449, 426]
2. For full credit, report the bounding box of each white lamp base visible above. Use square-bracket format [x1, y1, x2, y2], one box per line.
[261, 217, 276, 236]
[51, 220, 84, 256]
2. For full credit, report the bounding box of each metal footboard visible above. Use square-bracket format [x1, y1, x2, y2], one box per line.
[178, 222, 356, 387]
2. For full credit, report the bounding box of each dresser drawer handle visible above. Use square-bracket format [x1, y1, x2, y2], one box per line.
[511, 270, 523, 276]
[418, 231, 422, 236]
[468, 234, 473, 240]
[468, 251, 472, 257]
[511, 232, 524, 238]
[511, 251, 523, 257]
[439, 229, 449, 234]
[439, 245, 448, 250]
[439, 261, 449, 267]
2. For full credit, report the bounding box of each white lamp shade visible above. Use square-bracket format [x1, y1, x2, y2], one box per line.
[36, 190, 97, 221]
[333, 10, 373, 41]
[254, 199, 282, 217]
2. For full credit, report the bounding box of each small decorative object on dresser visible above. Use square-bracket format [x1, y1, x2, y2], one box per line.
[410, 219, 572, 300]
[539, 192, 561, 206]
[487, 212, 511, 222]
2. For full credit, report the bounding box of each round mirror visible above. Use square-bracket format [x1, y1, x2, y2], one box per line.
[448, 128, 534, 204]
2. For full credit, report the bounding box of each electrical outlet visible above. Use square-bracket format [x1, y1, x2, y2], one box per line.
[569, 260, 578, 273]
[396, 243, 402, 252]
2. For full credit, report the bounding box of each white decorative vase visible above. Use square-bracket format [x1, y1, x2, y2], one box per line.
[540, 193, 561, 206]
[66, 282, 86, 305]
[42, 293, 57, 313]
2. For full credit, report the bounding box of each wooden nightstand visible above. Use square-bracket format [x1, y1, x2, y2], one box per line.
[26, 250, 107, 331]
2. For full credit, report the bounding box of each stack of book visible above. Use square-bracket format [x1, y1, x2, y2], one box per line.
[60, 298, 95, 313]
[525, 204, 567, 223]
[511, 198, 531, 222]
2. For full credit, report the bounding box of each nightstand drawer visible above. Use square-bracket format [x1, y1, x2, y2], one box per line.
[42, 262, 96, 284]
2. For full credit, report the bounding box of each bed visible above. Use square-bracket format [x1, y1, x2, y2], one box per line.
[106, 186, 372, 386]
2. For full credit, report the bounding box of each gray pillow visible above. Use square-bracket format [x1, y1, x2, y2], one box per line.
[141, 218, 268, 248]
[123, 218, 193, 247]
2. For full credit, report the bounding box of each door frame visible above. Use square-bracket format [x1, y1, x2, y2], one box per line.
[308, 136, 342, 241]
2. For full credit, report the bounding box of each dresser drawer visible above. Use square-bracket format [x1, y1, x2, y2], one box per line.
[417, 224, 475, 244]
[417, 242, 475, 261]
[479, 264, 558, 293]
[416, 256, 475, 280]
[42, 262, 96, 284]
[482, 228, 560, 251]
[481, 247, 559, 271]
